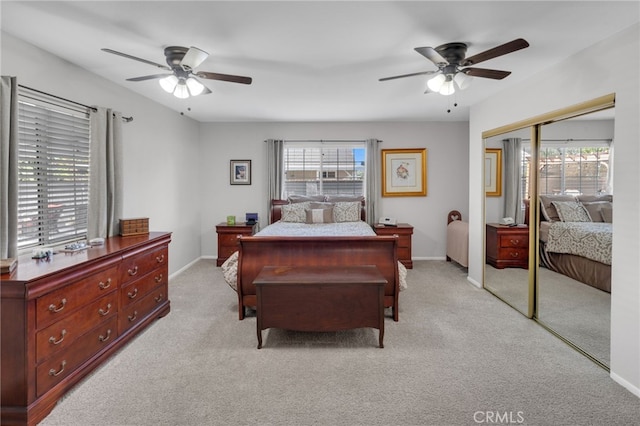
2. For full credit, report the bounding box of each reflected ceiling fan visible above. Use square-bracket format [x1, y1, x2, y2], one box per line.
[379, 38, 529, 96]
[102, 46, 252, 99]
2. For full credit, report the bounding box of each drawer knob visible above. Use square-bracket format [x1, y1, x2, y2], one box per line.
[127, 288, 138, 299]
[155, 294, 164, 303]
[128, 311, 138, 322]
[98, 303, 112, 316]
[154, 274, 163, 283]
[49, 329, 67, 345]
[99, 329, 112, 342]
[48, 298, 67, 313]
[509, 252, 520, 258]
[156, 254, 165, 263]
[49, 360, 67, 377]
[98, 278, 112, 290]
[510, 239, 520, 245]
[128, 266, 139, 276]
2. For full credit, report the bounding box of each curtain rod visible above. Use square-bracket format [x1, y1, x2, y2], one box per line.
[18, 84, 133, 122]
[264, 139, 382, 143]
[516, 138, 612, 142]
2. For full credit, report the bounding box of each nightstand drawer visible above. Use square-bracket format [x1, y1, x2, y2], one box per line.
[499, 234, 528, 248]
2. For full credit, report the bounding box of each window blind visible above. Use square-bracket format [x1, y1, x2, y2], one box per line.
[282, 141, 365, 198]
[17, 97, 91, 249]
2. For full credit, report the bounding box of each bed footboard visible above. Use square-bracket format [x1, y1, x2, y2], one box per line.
[237, 236, 400, 321]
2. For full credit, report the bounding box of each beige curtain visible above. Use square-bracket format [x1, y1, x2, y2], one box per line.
[365, 138, 381, 225]
[88, 107, 123, 238]
[266, 139, 284, 223]
[0, 76, 19, 258]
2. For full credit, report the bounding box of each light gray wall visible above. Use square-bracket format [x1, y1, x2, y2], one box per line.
[198, 121, 469, 260]
[1, 32, 203, 274]
[469, 24, 640, 396]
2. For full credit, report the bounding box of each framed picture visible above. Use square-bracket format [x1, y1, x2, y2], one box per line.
[230, 160, 251, 185]
[381, 148, 427, 197]
[485, 148, 502, 196]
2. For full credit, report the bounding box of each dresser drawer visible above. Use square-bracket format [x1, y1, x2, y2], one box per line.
[36, 265, 118, 329]
[36, 292, 118, 362]
[120, 265, 168, 309]
[120, 245, 168, 285]
[36, 316, 117, 397]
[119, 282, 168, 334]
[499, 234, 528, 248]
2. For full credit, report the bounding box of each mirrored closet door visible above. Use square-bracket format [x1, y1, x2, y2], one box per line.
[482, 94, 615, 370]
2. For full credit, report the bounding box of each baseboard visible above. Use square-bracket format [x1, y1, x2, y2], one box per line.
[467, 276, 482, 288]
[610, 371, 640, 398]
[169, 257, 203, 280]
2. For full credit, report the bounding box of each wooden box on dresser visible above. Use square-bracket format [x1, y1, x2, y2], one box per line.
[1, 232, 172, 426]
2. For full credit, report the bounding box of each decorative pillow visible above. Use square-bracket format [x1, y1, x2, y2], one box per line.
[280, 202, 309, 222]
[600, 204, 613, 223]
[287, 194, 326, 203]
[333, 201, 361, 222]
[308, 201, 335, 210]
[305, 207, 334, 224]
[551, 201, 591, 222]
[581, 201, 610, 223]
[539, 195, 576, 221]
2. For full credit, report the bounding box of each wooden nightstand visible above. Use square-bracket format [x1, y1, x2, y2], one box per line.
[216, 222, 258, 266]
[373, 223, 414, 269]
[486, 223, 529, 269]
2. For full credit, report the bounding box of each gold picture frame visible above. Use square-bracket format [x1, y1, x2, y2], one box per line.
[485, 148, 502, 197]
[381, 148, 427, 197]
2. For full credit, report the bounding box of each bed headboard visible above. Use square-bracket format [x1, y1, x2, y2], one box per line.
[270, 199, 367, 224]
[447, 210, 463, 224]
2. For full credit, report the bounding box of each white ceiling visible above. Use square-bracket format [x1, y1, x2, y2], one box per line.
[1, 1, 638, 122]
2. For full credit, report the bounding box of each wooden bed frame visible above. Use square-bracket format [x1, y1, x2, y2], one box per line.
[236, 199, 400, 321]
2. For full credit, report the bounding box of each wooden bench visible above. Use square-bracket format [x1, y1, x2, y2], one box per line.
[253, 265, 387, 349]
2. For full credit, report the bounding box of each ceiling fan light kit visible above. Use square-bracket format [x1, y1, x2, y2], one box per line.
[381, 38, 530, 99]
[102, 45, 252, 99]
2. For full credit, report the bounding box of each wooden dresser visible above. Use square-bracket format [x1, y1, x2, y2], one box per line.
[486, 223, 529, 269]
[373, 223, 414, 268]
[216, 222, 258, 266]
[1, 232, 172, 426]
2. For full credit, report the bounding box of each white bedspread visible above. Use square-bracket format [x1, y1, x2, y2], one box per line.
[222, 220, 407, 291]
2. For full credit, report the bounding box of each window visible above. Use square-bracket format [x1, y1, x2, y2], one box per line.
[521, 145, 610, 199]
[282, 141, 365, 198]
[17, 93, 91, 250]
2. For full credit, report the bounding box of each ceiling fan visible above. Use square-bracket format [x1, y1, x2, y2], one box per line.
[102, 46, 252, 99]
[379, 38, 529, 95]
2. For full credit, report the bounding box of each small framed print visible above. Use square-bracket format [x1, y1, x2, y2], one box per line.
[485, 148, 502, 197]
[381, 148, 427, 197]
[230, 160, 251, 185]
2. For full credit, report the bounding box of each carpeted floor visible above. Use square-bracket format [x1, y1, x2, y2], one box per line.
[40, 259, 639, 426]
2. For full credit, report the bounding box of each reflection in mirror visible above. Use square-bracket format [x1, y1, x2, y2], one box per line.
[535, 110, 613, 368]
[484, 129, 531, 316]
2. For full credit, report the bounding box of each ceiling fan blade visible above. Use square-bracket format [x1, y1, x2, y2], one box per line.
[181, 46, 209, 70]
[196, 71, 252, 85]
[126, 74, 173, 82]
[414, 47, 448, 67]
[379, 70, 438, 82]
[461, 38, 529, 66]
[101, 48, 170, 70]
[462, 68, 511, 80]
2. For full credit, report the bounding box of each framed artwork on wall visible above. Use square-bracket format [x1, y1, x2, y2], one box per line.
[230, 160, 251, 185]
[485, 148, 502, 196]
[381, 148, 427, 197]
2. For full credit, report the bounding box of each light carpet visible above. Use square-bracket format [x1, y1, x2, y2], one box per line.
[40, 259, 639, 426]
